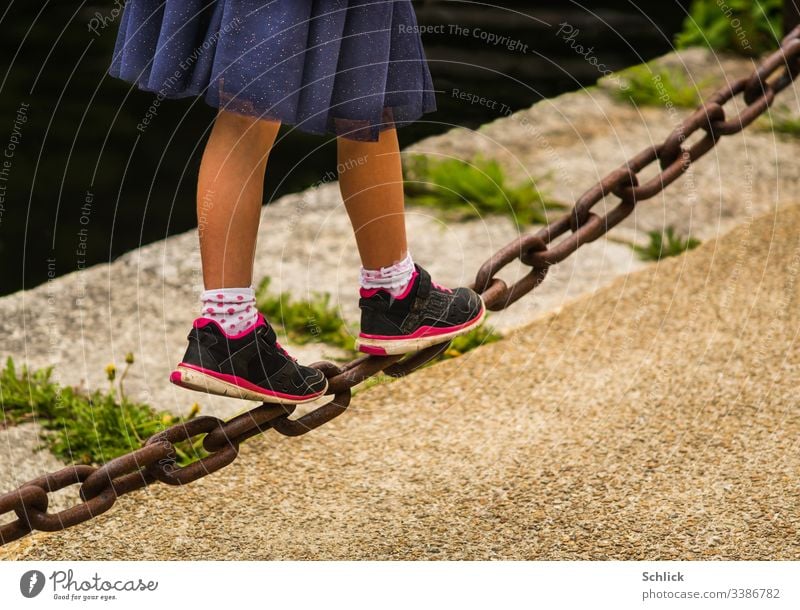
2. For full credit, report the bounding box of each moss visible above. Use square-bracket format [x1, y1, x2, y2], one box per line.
[403, 155, 565, 225]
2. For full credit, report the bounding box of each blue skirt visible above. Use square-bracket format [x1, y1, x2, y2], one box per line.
[110, 0, 437, 140]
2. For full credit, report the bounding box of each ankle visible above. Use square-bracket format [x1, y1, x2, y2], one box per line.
[200, 286, 258, 334]
[360, 252, 415, 298]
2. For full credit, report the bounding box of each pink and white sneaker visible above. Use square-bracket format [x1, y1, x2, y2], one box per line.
[355, 264, 486, 356]
[170, 313, 327, 404]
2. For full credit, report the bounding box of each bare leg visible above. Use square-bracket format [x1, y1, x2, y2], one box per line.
[337, 127, 408, 269]
[198, 110, 280, 289]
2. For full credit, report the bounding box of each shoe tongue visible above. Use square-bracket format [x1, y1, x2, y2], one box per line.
[256, 315, 277, 343]
[413, 265, 431, 300]
[384, 267, 425, 308]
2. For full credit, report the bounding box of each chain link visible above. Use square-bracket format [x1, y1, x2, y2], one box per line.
[2, 26, 799, 546]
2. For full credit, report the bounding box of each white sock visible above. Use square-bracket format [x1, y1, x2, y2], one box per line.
[359, 251, 416, 298]
[200, 286, 258, 335]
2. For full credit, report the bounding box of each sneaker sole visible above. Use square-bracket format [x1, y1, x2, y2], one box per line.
[169, 364, 328, 404]
[355, 302, 487, 356]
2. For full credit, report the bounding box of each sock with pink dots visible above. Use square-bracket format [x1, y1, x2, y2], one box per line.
[359, 251, 416, 298]
[200, 286, 258, 336]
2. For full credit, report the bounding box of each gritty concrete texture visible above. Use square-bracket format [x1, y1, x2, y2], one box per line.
[410, 48, 800, 244]
[1, 47, 796, 438]
[3, 200, 799, 561]
[0, 424, 75, 514]
[1, 46, 798, 555]
[0, 173, 641, 432]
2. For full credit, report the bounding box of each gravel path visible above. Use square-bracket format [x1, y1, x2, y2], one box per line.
[4, 201, 798, 560]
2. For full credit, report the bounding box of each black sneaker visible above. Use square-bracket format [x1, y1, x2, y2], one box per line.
[355, 264, 486, 356]
[170, 313, 327, 404]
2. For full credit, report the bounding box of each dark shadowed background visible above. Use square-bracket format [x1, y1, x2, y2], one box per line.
[0, 1, 690, 296]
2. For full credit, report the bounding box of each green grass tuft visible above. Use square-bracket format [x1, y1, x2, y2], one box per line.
[352, 324, 504, 394]
[0, 312, 501, 467]
[441, 324, 502, 360]
[766, 110, 800, 136]
[633, 226, 701, 261]
[675, 0, 782, 57]
[255, 276, 503, 362]
[256, 277, 356, 353]
[614, 64, 706, 109]
[0, 356, 203, 466]
[403, 155, 565, 225]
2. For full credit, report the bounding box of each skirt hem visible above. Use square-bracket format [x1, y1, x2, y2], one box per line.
[109, 0, 437, 141]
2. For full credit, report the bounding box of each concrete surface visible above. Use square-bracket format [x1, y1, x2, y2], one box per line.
[3, 200, 798, 560]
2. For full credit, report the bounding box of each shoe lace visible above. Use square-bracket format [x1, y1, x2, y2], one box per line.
[274, 340, 297, 362]
[432, 280, 453, 294]
[256, 325, 297, 361]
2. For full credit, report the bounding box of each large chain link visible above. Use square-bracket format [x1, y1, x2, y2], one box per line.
[2, 26, 799, 547]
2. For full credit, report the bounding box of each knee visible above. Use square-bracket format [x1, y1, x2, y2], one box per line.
[216, 110, 280, 147]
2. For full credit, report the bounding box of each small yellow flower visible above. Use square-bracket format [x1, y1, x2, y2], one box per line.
[105, 364, 116, 382]
[124, 352, 135, 364]
[161, 413, 173, 425]
[189, 403, 201, 418]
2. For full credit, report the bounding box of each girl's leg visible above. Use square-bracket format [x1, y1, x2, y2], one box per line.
[337, 127, 408, 270]
[338, 127, 485, 357]
[198, 110, 281, 289]
[172, 109, 327, 403]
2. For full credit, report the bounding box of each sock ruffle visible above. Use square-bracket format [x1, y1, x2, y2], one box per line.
[359, 252, 415, 292]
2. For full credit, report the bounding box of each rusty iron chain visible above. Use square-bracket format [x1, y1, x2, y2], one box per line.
[2, 27, 799, 546]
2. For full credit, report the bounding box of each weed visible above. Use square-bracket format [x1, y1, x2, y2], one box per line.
[633, 226, 701, 261]
[0, 356, 203, 466]
[351, 324, 503, 394]
[255, 276, 503, 362]
[765, 109, 800, 136]
[614, 63, 706, 108]
[675, 0, 782, 56]
[442, 324, 502, 359]
[403, 155, 565, 225]
[255, 277, 356, 353]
